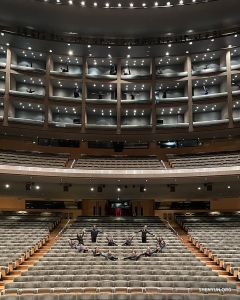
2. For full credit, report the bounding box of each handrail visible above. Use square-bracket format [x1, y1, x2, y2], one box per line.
[54, 219, 70, 240]
[161, 159, 167, 169]
[167, 220, 183, 241]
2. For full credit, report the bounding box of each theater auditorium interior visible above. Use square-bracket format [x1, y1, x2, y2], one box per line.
[1, 0, 240, 299]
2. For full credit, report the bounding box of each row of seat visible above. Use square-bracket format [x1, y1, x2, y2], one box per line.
[1, 293, 240, 300]
[167, 151, 240, 169]
[175, 215, 240, 280]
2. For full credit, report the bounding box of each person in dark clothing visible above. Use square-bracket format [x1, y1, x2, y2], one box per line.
[92, 91, 108, 99]
[122, 236, 134, 246]
[61, 62, 69, 72]
[123, 251, 141, 261]
[106, 236, 118, 246]
[162, 88, 169, 99]
[152, 243, 162, 254]
[71, 231, 85, 245]
[203, 85, 208, 94]
[124, 91, 141, 100]
[156, 68, 163, 75]
[102, 250, 118, 261]
[142, 247, 154, 257]
[92, 247, 102, 257]
[135, 225, 154, 243]
[78, 244, 89, 253]
[204, 64, 209, 69]
[26, 88, 35, 93]
[110, 64, 117, 75]
[73, 87, 80, 98]
[86, 225, 103, 243]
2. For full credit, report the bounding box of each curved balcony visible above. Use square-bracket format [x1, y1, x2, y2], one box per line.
[121, 124, 152, 131]
[0, 88, 5, 95]
[121, 99, 152, 105]
[85, 124, 117, 130]
[192, 66, 226, 76]
[50, 71, 82, 79]
[11, 64, 46, 75]
[9, 90, 45, 100]
[121, 74, 152, 81]
[156, 97, 188, 104]
[49, 96, 82, 104]
[193, 119, 228, 127]
[86, 74, 117, 80]
[8, 117, 44, 126]
[231, 64, 240, 71]
[48, 121, 82, 129]
[0, 62, 6, 69]
[156, 71, 188, 79]
[156, 123, 189, 129]
[192, 92, 228, 102]
[85, 99, 117, 105]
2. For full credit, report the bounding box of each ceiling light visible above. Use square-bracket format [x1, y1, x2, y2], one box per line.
[142, 3, 146, 6]
[167, 2, 171, 6]
[168, 44, 171, 47]
[36, 186, 40, 190]
[179, 0, 183, 3]
[5, 184, 9, 188]
[49, 50, 52, 52]
[118, 3, 121, 6]
[69, 0, 72, 4]
[28, 47, 32, 50]
[81, 1, 85, 5]
[105, 3, 109, 7]
[154, 2, 158, 5]
[1, 33, 4, 36]
[130, 3, 134, 7]
[6, 43, 9, 46]
[94, 2, 97, 6]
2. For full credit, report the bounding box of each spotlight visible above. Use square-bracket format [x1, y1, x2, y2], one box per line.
[98, 186, 103, 193]
[140, 186, 145, 193]
[204, 183, 212, 191]
[117, 186, 122, 192]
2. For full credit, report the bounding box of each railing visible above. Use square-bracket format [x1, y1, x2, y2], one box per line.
[54, 219, 70, 240]
[161, 160, 167, 169]
[167, 220, 183, 241]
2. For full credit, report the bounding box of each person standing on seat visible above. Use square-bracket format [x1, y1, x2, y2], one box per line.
[162, 88, 169, 99]
[92, 91, 108, 99]
[135, 225, 154, 243]
[124, 91, 141, 100]
[203, 85, 209, 95]
[86, 225, 104, 243]
[122, 236, 134, 246]
[73, 87, 80, 98]
[61, 62, 69, 72]
[106, 236, 118, 246]
[102, 250, 118, 261]
[123, 251, 141, 261]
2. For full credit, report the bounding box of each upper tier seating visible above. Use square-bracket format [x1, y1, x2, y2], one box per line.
[0, 214, 61, 277]
[1, 216, 237, 296]
[0, 149, 70, 168]
[175, 213, 240, 280]
[74, 156, 165, 170]
[167, 151, 240, 169]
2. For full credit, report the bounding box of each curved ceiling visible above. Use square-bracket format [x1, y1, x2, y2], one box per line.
[0, 0, 239, 39]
